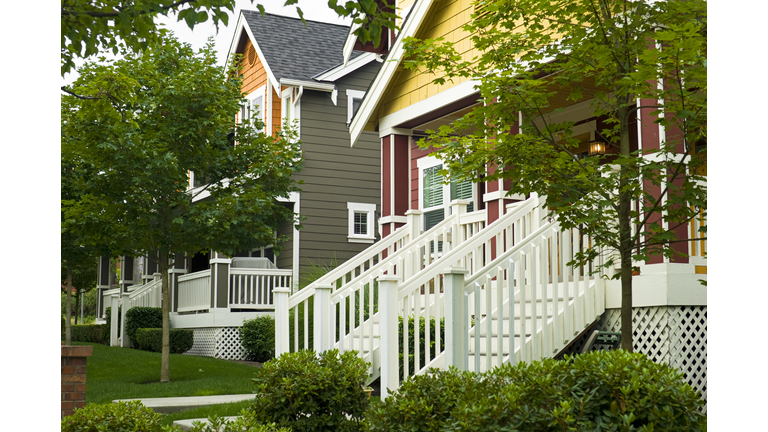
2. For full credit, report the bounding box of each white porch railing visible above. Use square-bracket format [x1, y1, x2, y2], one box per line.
[177, 270, 211, 312]
[229, 268, 291, 309]
[125, 277, 162, 309]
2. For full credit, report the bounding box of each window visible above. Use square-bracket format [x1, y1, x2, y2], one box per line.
[282, 87, 299, 140]
[347, 202, 376, 243]
[418, 156, 476, 231]
[346, 89, 366, 124]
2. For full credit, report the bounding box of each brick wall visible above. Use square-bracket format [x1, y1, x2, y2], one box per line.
[61, 345, 93, 419]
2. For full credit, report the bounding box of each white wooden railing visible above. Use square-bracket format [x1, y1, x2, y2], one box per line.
[377, 216, 605, 397]
[229, 268, 291, 309]
[276, 199, 493, 356]
[177, 270, 211, 312]
[125, 277, 162, 309]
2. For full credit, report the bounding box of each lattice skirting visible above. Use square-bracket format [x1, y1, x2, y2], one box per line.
[184, 327, 247, 360]
[597, 306, 707, 413]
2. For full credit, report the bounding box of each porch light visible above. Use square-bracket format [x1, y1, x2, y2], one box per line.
[588, 140, 607, 156]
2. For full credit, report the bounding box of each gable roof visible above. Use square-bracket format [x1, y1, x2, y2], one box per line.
[240, 11, 352, 83]
[348, 0, 438, 147]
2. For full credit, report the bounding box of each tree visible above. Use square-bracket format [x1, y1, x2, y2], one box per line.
[61, 33, 303, 381]
[61, 0, 398, 76]
[402, 0, 706, 351]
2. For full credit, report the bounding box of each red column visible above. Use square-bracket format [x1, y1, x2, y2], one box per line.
[381, 133, 410, 238]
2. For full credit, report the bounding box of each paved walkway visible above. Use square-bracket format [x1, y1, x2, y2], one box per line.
[114, 394, 255, 414]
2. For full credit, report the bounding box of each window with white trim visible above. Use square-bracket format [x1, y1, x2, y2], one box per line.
[282, 87, 299, 140]
[418, 157, 476, 231]
[347, 202, 376, 243]
[346, 89, 365, 124]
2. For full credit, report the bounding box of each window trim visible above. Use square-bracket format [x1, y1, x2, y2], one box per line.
[346, 89, 366, 124]
[417, 156, 476, 231]
[248, 85, 266, 133]
[347, 202, 376, 243]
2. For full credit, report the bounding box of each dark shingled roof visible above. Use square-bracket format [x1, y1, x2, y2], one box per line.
[241, 10, 353, 82]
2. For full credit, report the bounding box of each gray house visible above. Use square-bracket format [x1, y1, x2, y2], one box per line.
[97, 12, 383, 358]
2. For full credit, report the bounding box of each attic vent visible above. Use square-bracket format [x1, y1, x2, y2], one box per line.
[247, 46, 256, 65]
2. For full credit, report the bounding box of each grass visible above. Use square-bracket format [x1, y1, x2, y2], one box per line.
[74, 342, 260, 404]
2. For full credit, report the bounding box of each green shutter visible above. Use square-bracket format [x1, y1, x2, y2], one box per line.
[424, 209, 444, 231]
[450, 180, 474, 212]
[423, 165, 443, 208]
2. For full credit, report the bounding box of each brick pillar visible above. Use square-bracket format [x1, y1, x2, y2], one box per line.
[61, 345, 93, 419]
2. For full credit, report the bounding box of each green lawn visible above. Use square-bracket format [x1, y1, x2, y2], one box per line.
[75, 342, 260, 404]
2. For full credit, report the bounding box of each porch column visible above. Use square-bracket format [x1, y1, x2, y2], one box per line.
[209, 251, 232, 309]
[119, 256, 134, 293]
[96, 256, 110, 319]
[144, 252, 159, 284]
[379, 130, 412, 239]
[169, 253, 187, 313]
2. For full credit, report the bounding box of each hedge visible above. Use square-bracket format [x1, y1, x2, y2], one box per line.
[240, 316, 275, 362]
[62, 401, 162, 431]
[125, 307, 163, 343]
[134, 328, 194, 354]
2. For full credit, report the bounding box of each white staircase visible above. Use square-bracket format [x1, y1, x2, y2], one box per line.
[274, 194, 606, 394]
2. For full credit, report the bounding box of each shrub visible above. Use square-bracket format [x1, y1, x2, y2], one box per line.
[101, 306, 120, 343]
[240, 316, 275, 362]
[365, 367, 480, 432]
[366, 350, 706, 432]
[70, 324, 104, 344]
[398, 315, 445, 381]
[134, 328, 194, 354]
[61, 400, 162, 431]
[250, 349, 370, 432]
[188, 412, 291, 432]
[125, 307, 163, 343]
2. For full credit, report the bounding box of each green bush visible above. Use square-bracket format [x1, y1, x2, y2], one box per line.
[398, 315, 445, 381]
[250, 349, 370, 432]
[240, 316, 276, 362]
[61, 400, 162, 431]
[70, 324, 104, 344]
[188, 412, 291, 432]
[365, 350, 706, 432]
[101, 307, 120, 343]
[134, 328, 194, 354]
[365, 367, 480, 432]
[125, 307, 163, 343]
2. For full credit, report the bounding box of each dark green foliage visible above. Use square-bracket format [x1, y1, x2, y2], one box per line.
[135, 328, 194, 354]
[62, 314, 67, 339]
[365, 350, 706, 432]
[365, 367, 480, 432]
[125, 307, 163, 343]
[61, 400, 162, 430]
[250, 349, 370, 432]
[398, 315, 445, 381]
[188, 412, 291, 432]
[240, 316, 276, 362]
[101, 307, 120, 343]
[70, 324, 105, 344]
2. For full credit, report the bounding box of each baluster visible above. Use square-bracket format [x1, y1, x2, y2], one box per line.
[496, 265, 504, 368]
[508, 257, 517, 365]
[530, 241, 539, 361]
[414, 281, 421, 374]
[339, 292, 346, 352]
[485, 274, 492, 372]
[519, 251, 528, 363]
[474, 281, 481, 373]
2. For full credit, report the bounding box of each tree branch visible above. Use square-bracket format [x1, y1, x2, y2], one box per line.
[62, 0, 196, 18]
[61, 86, 101, 100]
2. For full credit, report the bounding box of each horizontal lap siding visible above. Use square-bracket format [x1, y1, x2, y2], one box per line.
[295, 61, 382, 275]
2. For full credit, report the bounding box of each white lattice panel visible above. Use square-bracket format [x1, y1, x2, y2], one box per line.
[183, 327, 248, 360]
[214, 327, 247, 360]
[597, 307, 707, 413]
[186, 328, 217, 357]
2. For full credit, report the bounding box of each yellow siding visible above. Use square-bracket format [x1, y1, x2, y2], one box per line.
[380, 0, 476, 118]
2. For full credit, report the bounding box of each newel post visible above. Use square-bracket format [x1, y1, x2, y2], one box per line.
[110, 294, 119, 347]
[313, 284, 333, 353]
[378, 275, 400, 399]
[273, 287, 291, 357]
[444, 267, 469, 371]
[405, 209, 422, 240]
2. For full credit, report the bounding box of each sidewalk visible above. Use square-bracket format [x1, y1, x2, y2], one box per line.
[114, 394, 255, 414]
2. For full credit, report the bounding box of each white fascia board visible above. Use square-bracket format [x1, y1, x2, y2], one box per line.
[378, 78, 481, 132]
[279, 79, 336, 93]
[227, 13, 280, 91]
[342, 20, 364, 66]
[349, 0, 436, 148]
[314, 52, 379, 82]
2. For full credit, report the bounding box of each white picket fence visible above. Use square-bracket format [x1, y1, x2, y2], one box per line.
[177, 270, 211, 312]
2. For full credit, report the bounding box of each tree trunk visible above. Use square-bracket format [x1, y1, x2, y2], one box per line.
[160, 250, 171, 382]
[618, 105, 634, 352]
[66, 266, 73, 345]
[74, 286, 81, 325]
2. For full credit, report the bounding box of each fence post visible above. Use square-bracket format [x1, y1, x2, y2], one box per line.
[444, 267, 468, 371]
[313, 284, 333, 353]
[110, 295, 119, 347]
[378, 275, 400, 400]
[405, 209, 422, 241]
[273, 287, 291, 357]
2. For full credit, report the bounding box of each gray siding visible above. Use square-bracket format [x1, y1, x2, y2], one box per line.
[292, 61, 382, 281]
